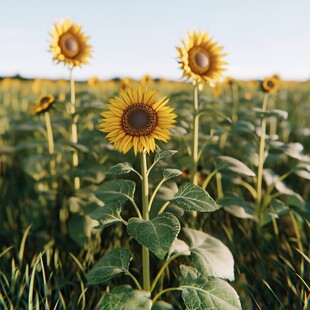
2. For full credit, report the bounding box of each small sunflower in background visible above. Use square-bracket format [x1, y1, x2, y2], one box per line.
[176, 31, 227, 84]
[49, 18, 92, 68]
[261, 76, 278, 93]
[141, 74, 153, 87]
[32, 95, 56, 114]
[88, 76, 100, 87]
[120, 77, 132, 90]
[100, 86, 177, 155]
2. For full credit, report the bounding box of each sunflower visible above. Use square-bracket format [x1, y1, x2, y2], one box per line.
[141, 74, 153, 87]
[49, 18, 92, 68]
[176, 31, 227, 84]
[261, 76, 278, 93]
[100, 86, 177, 155]
[120, 77, 132, 91]
[88, 76, 100, 87]
[32, 95, 56, 114]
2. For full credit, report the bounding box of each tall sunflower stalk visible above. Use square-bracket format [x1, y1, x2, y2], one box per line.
[49, 18, 92, 191]
[256, 76, 278, 221]
[176, 31, 227, 185]
[100, 86, 177, 291]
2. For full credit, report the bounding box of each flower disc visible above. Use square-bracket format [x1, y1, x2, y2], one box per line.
[100, 86, 177, 155]
[262, 76, 278, 93]
[32, 95, 55, 114]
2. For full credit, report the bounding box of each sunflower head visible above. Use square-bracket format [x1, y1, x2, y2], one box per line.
[176, 31, 227, 84]
[49, 18, 92, 69]
[120, 77, 132, 91]
[261, 76, 278, 93]
[32, 95, 56, 114]
[100, 86, 177, 155]
[141, 74, 154, 87]
[88, 76, 100, 87]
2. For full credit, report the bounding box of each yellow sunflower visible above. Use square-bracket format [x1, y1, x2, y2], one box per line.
[100, 86, 177, 155]
[141, 74, 154, 87]
[261, 76, 278, 93]
[176, 31, 227, 84]
[120, 77, 132, 91]
[49, 18, 92, 68]
[32, 95, 56, 114]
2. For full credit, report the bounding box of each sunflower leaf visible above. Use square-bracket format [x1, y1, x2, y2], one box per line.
[163, 169, 182, 181]
[96, 286, 151, 310]
[154, 150, 178, 164]
[93, 179, 135, 204]
[217, 156, 256, 176]
[106, 162, 136, 175]
[86, 248, 132, 285]
[170, 182, 221, 212]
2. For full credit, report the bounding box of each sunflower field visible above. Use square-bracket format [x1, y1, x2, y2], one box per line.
[0, 20, 309, 310]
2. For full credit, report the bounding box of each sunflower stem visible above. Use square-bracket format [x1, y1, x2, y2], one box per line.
[70, 68, 80, 191]
[44, 111, 56, 186]
[140, 151, 150, 292]
[256, 93, 269, 222]
[191, 84, 199, 185]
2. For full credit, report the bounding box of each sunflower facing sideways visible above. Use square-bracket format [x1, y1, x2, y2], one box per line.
[100, 86, 177, 155]
[32, 95, 56, 114]
[261, 76, 278, 93]
[176, 30, 227, 84]
[49, 18, 92, 68]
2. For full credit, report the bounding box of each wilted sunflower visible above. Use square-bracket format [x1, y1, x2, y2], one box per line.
[32, 95, 56, 114]
[100, 86, 177, 155]
[49, 18, 92, 68]
[261, 76, 278, 93]
[176, 31, 227, 84]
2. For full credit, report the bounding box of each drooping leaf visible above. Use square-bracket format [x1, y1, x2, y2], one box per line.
[127, 213, 180, 260]
[93, 180, 135, 204]
[86, 248, 132, 285]
[97, 285, 151, 310]
[170, 183, 221, 212]
[168, 238, 191, 257]
[218, 156, 255, 176]
[154, 150, 178, 165]
[90, 203, 123, 229]
[183, 228, 235, 281]
[163, 169, 182, 181]
[106, 162, 136, 175]
[219, 196, 254, 219]
[180, 265, 241, 310]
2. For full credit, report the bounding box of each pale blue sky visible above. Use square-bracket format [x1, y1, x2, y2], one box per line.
[1, 0, 310, 81]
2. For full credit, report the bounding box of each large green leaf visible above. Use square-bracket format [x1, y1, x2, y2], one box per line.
[86, 248, 132, 285]
[97, 286, 151, 310]
[93, 180, 135, 204]
[127, 213, 180, 260]
[90, 203, 123, 229]
[180, 265, 241, 310]
[217, 156, 255, 176]
[106, 162, 136, 175]
[219, 196, 254, 219]
[170, 183, 221, 212]
[183, 228, 235, 281]
[154, 150, 178, 164]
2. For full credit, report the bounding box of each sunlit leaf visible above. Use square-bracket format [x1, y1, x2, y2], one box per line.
[154, 150, 178, 165]
[86, 248, 132, 285]
[163, 169, 182, 181]
[219, 196, 254, 219]
[106, 162, 136, 175]
[127, 213, 180, 260]
[97, 286, 151, 310]
[170, 183, 221, 212]
[183, 228, 235, 281]
[218, 156, 256, 176]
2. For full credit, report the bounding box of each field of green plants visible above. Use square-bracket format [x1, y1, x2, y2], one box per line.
[0, 76, 309, 309]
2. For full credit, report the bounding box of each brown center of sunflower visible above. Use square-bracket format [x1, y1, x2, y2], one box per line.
[188, 46, 210, 75]
[267, 80, 274, 88]
[40, 96, 51, 104]
[59, 33, 80, 58]
[122, 104, 157, 136]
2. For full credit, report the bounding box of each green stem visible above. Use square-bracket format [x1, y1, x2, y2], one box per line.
[140, 151, 150, 292]
[201, 169, 218, 190]
[152, 287, 182, 304]
[158, 201, 170, 214]
[150, 253, 183, 293]
[129, 198, 142, 219]
[231, 83, 239, 122]
[124, 271, 142, 290]
[148, 178, 165, 211]
[70, 68, 80, 191]
[191, 84, 199, 185]
[44, 111, 56, 185]
[256, 93, 269, 221]
[215, 172, 223, 200]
